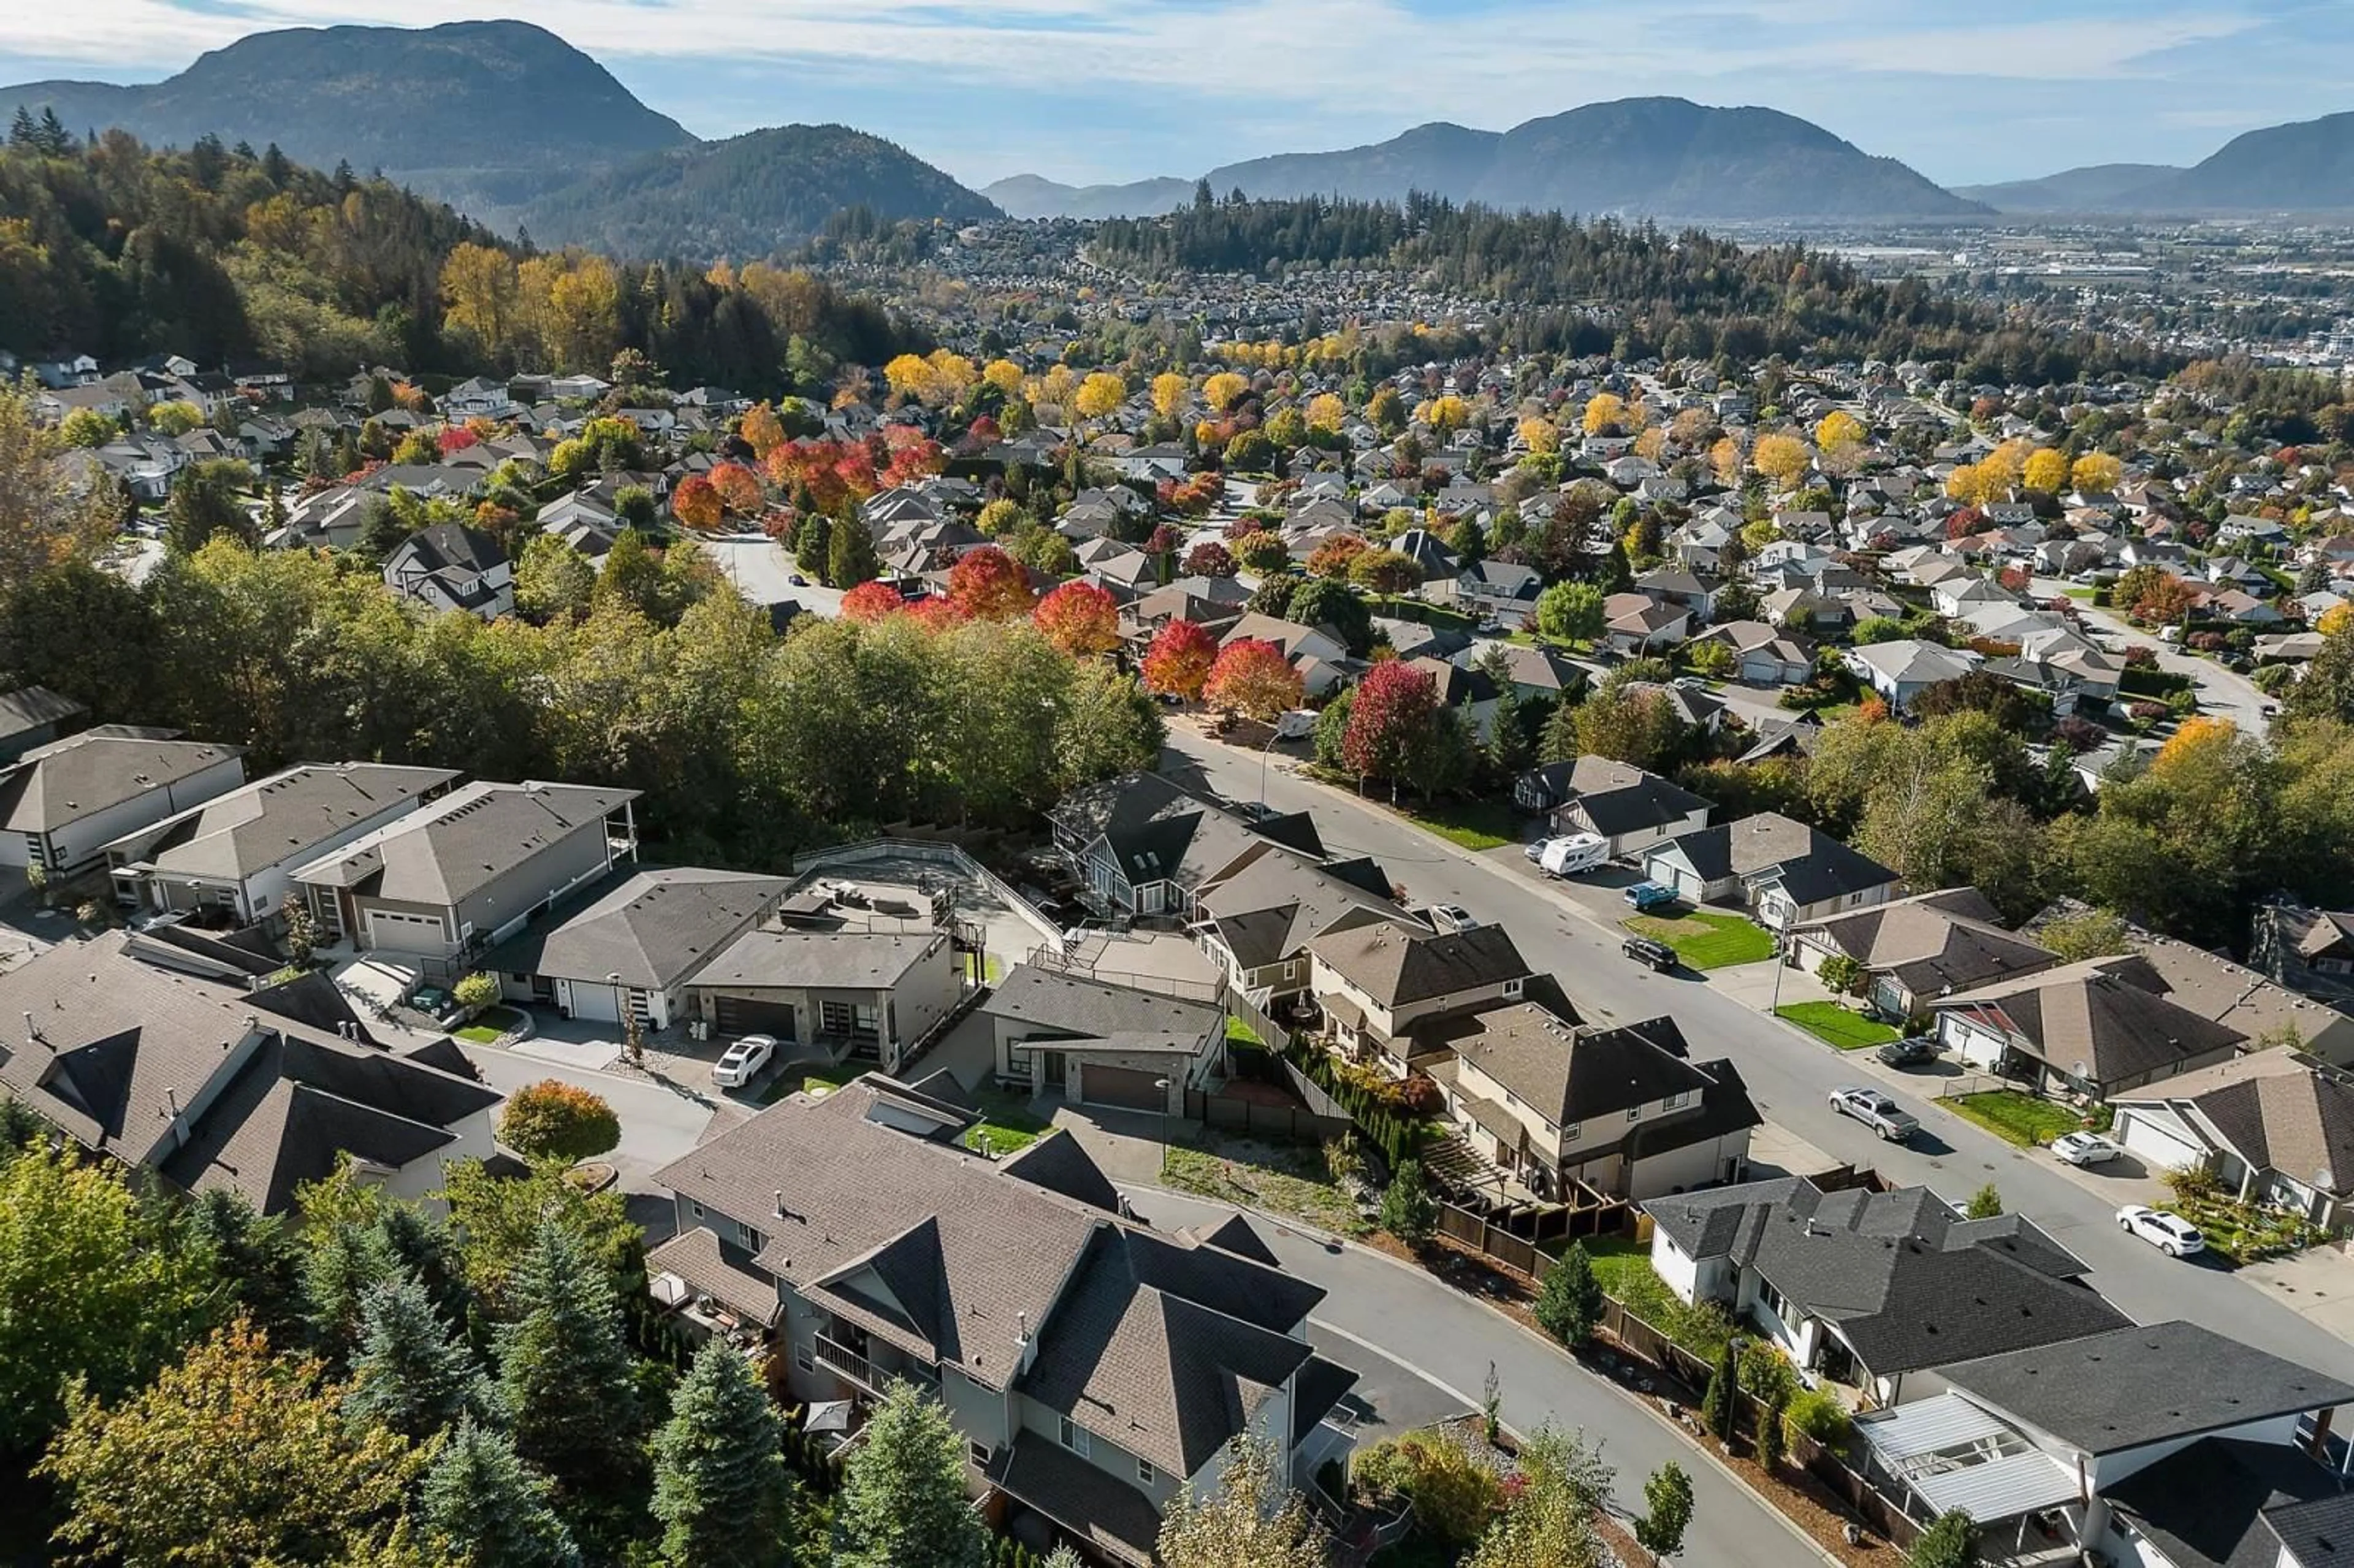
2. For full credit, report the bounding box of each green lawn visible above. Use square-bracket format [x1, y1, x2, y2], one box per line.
[760, 1059, 869, 1105]
[454, 1005, 523, 1044]
[1161, 1141, 1368, 1235]
[1773, 1002, 1900, 1051]
[1400, 796, 1518, 851]
[1951, 1090, 2085, 1147]
[958, 1089, 1053, 1155]
[2062, 587, 2097, 601]
[1622, 910, 1775, 969]
[1225, 1015, 1265, 1048]
[1572, 1235, 1734, 1359]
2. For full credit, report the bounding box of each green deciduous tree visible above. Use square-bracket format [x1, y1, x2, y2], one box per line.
[497, 1081, 622, 1165]
[833, 1381, 989, 1568]
[419, 1418, 581, 1568]
[650, 1339, 796, 1568]
[1158, 1435, 1327, 1568]
[1908, 1510, 1979, 1568]
[1535, 580, 1606, 645]
[1636, 1461, 1695, 1559]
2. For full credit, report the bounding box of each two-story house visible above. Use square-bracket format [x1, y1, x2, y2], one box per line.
[1189, 848, 1400, 1005]
[1643, 1176, 2132, 1406]
[289, 780, 639, 973]
[0, 729, 248, 880]
[1513, 756, 1712, 858]
[104, 762, 460, 928]
[383, 523, 514, 620]
[647, 1076, 1363, 1566]
[683, 926, 963, 1071]
[1427, 1000, 1758, 1200]
[1306, 919, 1531, 1075]
[0, 930, 498, 1213]
[1050, 772, 1325, 921]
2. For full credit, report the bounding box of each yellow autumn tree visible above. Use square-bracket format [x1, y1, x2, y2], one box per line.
[2320, 603, 2354, 636]
[1985, 438, 2035, 492]
[1946, 463, 1990, 504]
[2154, 715, 2239, 775]
[883, 353, 939, 405]
[1753, 433, 1812, 485]
[926, 351, 978, 403]
[1029, 364, 1078, 413]
[1518, 416, 1560, 454]
[1710, 436, 1744, 486]
[1306, 392, 1348, 430]
[1151, 371, 1190, 419]
[982, 359, 1024, 397]
[1634, 425, 1668, 462]
[1582, 392, 1625, 434]
[1420, 395, 1469, 434]
[1815, 410, 1867, 453]
[1075, 372, 1127, 421]
[1203, 371, 1249, 412]
[2071, 452, 2124, 493]
[2023, 447, 2071, 493]
[440, 243, 520, 351]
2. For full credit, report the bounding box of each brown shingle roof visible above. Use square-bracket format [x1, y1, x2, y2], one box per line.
[1307, 921, 1529, 1007]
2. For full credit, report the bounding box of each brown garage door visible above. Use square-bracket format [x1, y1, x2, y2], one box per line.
[714, 995, 797, 1040]
[1083, 1064, 1167, 1111]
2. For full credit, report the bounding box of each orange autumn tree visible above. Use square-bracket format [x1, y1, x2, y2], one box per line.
[841, 580, 907, 620]
[1141, 619, 1217, 700]
[948, 546, 1034, 620]
[1306, 533, 1368, 579]
[739, 402, 785, 457]
[708, 462, 764, 516]
[1032, 581, 1120, 657]
[1202, 638, 1304, 720]
[671, 474, 722, 529]
[907, 595, 969, 631]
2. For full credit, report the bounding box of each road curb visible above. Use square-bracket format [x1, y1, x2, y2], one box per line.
[1124, 1179, 1846, 1568]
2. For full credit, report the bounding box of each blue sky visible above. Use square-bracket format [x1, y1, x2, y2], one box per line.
[2, 0, 2350, 188]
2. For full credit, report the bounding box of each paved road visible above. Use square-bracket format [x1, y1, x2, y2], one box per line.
[2029, 575, 2274, 733]
[1126, 1183, 1830, 1568]
[1159, 726, 2354, 1387]
[705, 535, 846, 618]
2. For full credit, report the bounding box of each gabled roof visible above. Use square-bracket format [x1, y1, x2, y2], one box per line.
[2114, 1052, 2354, 1197]
[484, 867, 787, 989]
[0, 685, 85, 744]
[1941, 1322, 2354, 1455]
[2108, 1438, 2352, 1568]
[984, 966, 1222, 1046]
[1446, 1002, 1712, 1124]
[1932, 955, 2247, 1086]
[105, 763, 459, 883]
[1307, 920, 1529, 1009]
[1791, 887, 2058, 997]
[1557, 756, 1711, 837]
[0, 730, 241, 834]
[291, 779, 637, 906]
[1654, 813, 1898, 904]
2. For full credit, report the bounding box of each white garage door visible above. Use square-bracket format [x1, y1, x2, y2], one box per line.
[367, 910, 448, 951]
[568, 981, 622, 1024]
[2114, 1108, 2206, 1173]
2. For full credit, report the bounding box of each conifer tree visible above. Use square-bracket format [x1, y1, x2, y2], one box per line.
[345, 1271, 489, 1442]
[495, 1219, 644, 1499]
[419, 1418, 581, 1568]
[833, 1381, 989, 1568]
[649, 1339, 796, 1568]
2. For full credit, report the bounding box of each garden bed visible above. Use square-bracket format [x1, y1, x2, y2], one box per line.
[2165, 1192, 2322, 1266]
[1948, 1090, 2085, 1147]
[1623, 910, 1775, 969]
[1772, 1003, 1899, 1051]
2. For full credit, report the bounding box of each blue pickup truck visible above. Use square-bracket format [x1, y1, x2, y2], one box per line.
[1621, 881, 1680, 913]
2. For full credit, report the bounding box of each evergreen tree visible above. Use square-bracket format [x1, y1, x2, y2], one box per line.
[1534, 1240, 1603, 1348]
[1907, 1509, 1979, 1568]
[304, 1218, 402, 1361]
[1377, 1158, 1436, 1247]
[649, 1339, 796, 1568]
[794, 512, 832, 580]
[496, 1219, 644, 1499]
[833, 1381, 989, 1568]
[182, 1187, 307, 1347]
[828, 513, 879, 589]
[345, 1271, 489, 1442]
[1758, 1387, 1789, 1472]
[419, 1418, 581, 1568]
[1702, 1337, 1740, 1444]
[9, 107, 36, 148]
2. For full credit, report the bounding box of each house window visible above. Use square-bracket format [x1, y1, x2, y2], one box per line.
[796, 1350, 814, 1374]
[1627, 1105, 1642, 1122]
[690, 1201, 705, 1220]
[1757, 1277, 1789, 1323]
[1563, 1121, 1580, 1142]
[1663, 1090, 1686, 1110]
[1503, 977, 1523, 997]
[1059, 1417, 1090, 1458]
[1138, 1458, 1156, 1485]
[969, 1442, 991, 1470]
[737, 1221, 764, 1250]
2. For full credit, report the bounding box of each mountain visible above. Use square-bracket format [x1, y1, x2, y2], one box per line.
[982, 173, 1195, 220]
[0, 21, 692, 221]
[518, 125, 1001, 258]
[1954, 164, 2185, 212]
[2118, 112, 2354, 211]
[1186, 99, 1986, 220]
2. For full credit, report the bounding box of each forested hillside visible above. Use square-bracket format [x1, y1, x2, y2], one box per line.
[0, 129, 917, 389]
[1091, 194, 2175, 382]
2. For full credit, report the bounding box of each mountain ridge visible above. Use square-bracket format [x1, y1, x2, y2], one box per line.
[1953, 164, 2185, 213]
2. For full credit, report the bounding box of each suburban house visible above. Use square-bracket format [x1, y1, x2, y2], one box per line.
[2109, 1052, 2354, 1230]
[1785, 888, 2059, 1019]
[2128, 927, 2354, 1066]
[0, 729, 248, 878]
[1642, 813, 1900, 931]
[0, 685, 87, 763]
[648, 1078, 1362, 1566]
[0, 931, 498, 1213]
[1426, 1000, 1758, 1200]
[682, 926, 961, 1071]
[289, 780, 641, 974]
[2256, 903, 2354, 1002]
[1930, 955, 2247, 1100]
[1643, 1176, 2131, 1406]
[1514, 756, 1712, 858]
[1307, 919, 1531, 1075]
[482, 867, 791, 1030]
[104, 762, 460, 928]
[986, 964, 1224, 1114]
[1454, 560, 1543, 626]
[1691, 621, 1816, 686]
[1051, 772, 1324, 920]
[383, 523, 515, 619]
[1843, 640, 1982, 712]
[1188, 847, 1400, 1003]
[1859, 1323, 2354, 1568]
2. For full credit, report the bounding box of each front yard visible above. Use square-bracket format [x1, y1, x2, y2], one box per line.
[2165, 1190, 2322, 1267]
[958, 1089, 1052, 1155]
[454, 1005, 523, 1044]
[1399, 796, 1519, 851]
[1622, 909, 1776, 969]
[1160, 1138, 1368, 1235]
[1773, 1002, 1899, 1051]
[1949, 1090, 2085, 1147]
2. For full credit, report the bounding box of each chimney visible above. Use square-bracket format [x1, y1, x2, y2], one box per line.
[21, 1010, 38, 1047]
[773, 1189, 785, 1219]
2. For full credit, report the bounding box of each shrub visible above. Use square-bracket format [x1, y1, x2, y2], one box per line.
[1738, 1341, 1800, 1404]
[1815, 954, 1864, 998]
[498, 1080, 622, 1164]
[1379, 1160, 1436, 1247]
[1701, 1338, 1739, 1442]
[1908, 1509, 1978, 1568]
[452, 972, 500, 1011]
[1350, 1431, 1501, 1548]
[1783, 1387, 1850, 1447]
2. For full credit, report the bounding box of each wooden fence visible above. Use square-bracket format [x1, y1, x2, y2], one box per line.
[1435, 1197, 1631, 1280]
[1185, 1089, 1354, 1143]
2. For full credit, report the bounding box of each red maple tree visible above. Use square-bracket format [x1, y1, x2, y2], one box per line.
[841, 580, 908, 621]
[1202, 638, 1304, 720]
[948, 546, 1034, 620]
[1140, 619, 1217, 700]
[1032, 581, 1121, 657]
[1342, 660, 1441, 782]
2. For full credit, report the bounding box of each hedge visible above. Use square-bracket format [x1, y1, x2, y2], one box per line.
[1282, 1036, 1431, 1169]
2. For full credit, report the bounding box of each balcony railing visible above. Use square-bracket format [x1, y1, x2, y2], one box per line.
[812, 1333, 877, 1391]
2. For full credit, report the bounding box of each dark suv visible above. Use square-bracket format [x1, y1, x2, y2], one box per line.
[1622, 935, 1677, 972]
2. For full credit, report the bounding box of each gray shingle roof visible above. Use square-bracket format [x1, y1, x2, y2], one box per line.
[1932, 955, 2247, 1087]
[107, 763, 459, 883]
[1447, 1002, 1712, 1124]
[681, 927, 941, 991]
[1656, 812, 1898, 904]
[0, 731, 241, 834]
[985, 966, 1222, 1043]
[1306, 921, 1529, 1008]
[484, 867, 787, 988]
[292, 780, 638, 905]
[1941, 1322, 2354, 1455]
[1560, 756, 1711, 838]
[1792, 886, 2058, 997]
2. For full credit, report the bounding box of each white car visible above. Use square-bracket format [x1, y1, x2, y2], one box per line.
[2051, 1131, 2123, 1166]
[2117, 1205, 2205, 1257]
[711, 1033, 779, 1089]
[1427, 904, 1479, 933]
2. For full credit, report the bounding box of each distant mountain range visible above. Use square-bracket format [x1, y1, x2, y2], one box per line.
[992, 99, 1990, 221]
[0, 20, 997, 256]
[1952, 164, 2184, 213]
[982, 173, 1199, 221]
[1958, 112, 2354, 214]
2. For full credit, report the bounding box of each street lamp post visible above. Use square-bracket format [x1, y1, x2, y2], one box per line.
[1155, 1078, 1173, 1178]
